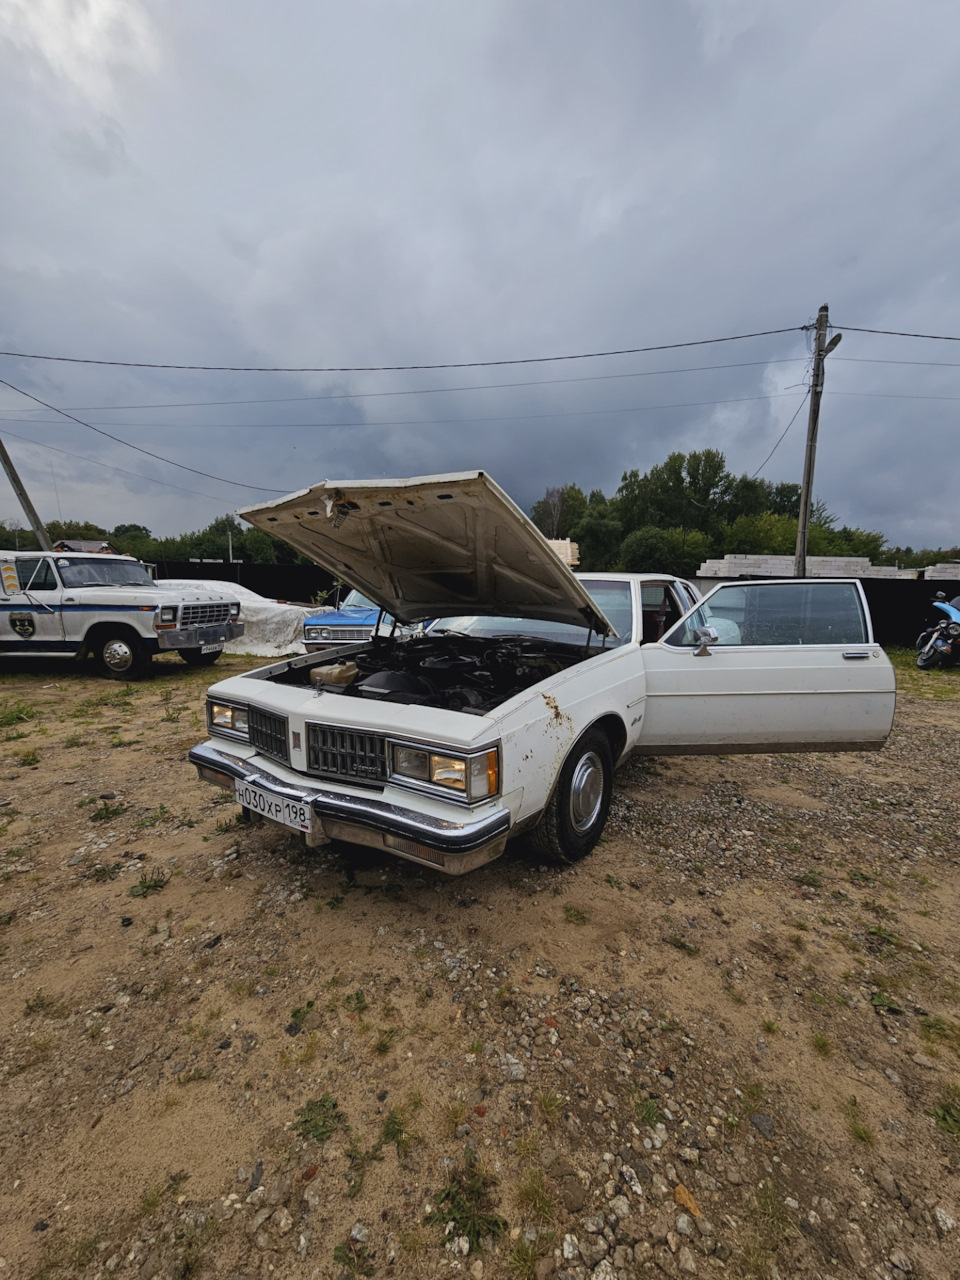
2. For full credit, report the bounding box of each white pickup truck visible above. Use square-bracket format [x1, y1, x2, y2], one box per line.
[0, 551, 244, 679]
[189, 471, 895, 874]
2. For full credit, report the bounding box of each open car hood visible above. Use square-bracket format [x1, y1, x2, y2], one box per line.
[238, 471, 615, 634]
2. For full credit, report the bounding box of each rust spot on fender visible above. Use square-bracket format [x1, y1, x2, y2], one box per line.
[542, 693, 565, 724]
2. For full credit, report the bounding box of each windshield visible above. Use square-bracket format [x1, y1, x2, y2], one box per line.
[57, 558, 154, 589]
[342, 589, 376, 609]
[428, 579, 633, 648]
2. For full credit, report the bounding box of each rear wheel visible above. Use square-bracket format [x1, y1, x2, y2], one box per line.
[91, 628, 152, 681]
[529, 728, 613, 864]
[177, 648, 222, 667]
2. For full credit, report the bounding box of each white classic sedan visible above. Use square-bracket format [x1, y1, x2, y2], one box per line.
[189, 471, 895, 874]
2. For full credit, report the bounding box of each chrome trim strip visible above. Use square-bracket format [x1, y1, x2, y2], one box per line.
[189, 740, 511, 854]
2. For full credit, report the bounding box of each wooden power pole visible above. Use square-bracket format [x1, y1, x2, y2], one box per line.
[0, 436, 53, 551]
[794, 304, 842, 578]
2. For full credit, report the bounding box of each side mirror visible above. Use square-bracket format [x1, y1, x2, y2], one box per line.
[693, 625, 719, 656]
[935, 592, 947, 601]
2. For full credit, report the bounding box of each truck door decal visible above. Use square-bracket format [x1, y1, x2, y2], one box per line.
[9, 612, 36, 638]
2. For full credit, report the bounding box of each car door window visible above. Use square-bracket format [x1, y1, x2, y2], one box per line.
[639, 583, 684, 641]
[663, 582, 868, 648]
[16, 559, 58, 592]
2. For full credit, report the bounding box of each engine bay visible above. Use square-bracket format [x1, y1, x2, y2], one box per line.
[267, 633, 588, 714]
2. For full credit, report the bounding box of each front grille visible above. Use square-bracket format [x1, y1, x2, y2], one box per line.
[307, 724, 387, 783]
[314, 626, 373, 642]
[182, 602, 232, 628]
[248, 706, 289, 762]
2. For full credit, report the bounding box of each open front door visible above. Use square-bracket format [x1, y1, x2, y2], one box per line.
[637, 580, 895, 754]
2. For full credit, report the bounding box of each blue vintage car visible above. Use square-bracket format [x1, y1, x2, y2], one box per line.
[303, 589, 385, 652]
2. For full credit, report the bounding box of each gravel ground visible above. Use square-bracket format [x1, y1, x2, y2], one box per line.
[0, 652, 958, 1280]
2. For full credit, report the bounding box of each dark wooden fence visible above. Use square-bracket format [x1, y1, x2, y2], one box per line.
[860, 579, 960, 649]
[153, 561, 336, 605]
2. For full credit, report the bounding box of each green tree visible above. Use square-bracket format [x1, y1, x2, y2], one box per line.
[619, 525, 711, 577]
[723, 512, 797, 556]
[570, 506, 622, 571]
[530, 484, 587, 539]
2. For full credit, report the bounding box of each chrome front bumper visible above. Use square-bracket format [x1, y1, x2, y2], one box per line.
[158, 621, 244, 651]
[189, 739, 511, 875]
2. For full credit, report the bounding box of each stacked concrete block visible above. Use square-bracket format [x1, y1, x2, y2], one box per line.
[697, 554, 912, 579]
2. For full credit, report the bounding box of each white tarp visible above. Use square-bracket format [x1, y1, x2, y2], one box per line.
[157, 580, 323, 657]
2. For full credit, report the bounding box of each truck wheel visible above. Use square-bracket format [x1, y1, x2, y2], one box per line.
[177, 648, 222, 667]
[529, 728, 613, 864]
[91, 628, 152, 681]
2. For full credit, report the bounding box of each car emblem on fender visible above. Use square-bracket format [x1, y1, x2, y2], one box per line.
[9, 612, 36, 638]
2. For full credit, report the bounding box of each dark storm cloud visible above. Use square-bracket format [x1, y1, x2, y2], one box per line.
[0, 0, 958, 547]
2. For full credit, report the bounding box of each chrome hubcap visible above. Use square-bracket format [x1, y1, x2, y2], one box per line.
[569, 751, 604, 833]
[103, 639, 134, 672]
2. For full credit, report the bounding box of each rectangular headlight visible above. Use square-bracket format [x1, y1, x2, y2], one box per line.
[393, 745, 431, 780]
[157, 604, 178, 626]
[390, 744, 499, 800]
[229, 602, 241, 619]
[430, 755, 465, 790]
[208, 701, 248, 736]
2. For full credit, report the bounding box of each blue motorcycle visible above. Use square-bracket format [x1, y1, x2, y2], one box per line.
[916, 591, 960, 669]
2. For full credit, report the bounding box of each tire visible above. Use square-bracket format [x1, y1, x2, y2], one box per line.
[177, 648, 222, 667]
[529, 728, 613, 864]
[91, 627, 152, 681]
[917, 648, 941, 670]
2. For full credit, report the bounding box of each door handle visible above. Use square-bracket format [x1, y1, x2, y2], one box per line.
[842, 651, 869, 659]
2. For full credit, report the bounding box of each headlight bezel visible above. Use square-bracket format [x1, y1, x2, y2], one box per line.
[304, 626, 321, 641]
[389, 741, 500, 804]
[156, 604, 179, 628]
[229, 602, 241, 619]
[207, 699, 250, 740]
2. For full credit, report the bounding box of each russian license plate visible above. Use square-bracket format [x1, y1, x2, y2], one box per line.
[235, 780, 312, 832]
[201, 643, 224, 654]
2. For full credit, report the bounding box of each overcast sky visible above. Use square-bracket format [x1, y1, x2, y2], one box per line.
[0, 0, 958, 551]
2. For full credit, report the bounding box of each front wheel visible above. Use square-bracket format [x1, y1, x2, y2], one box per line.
[529, 728, 613, 864]
[917, 648, 941, 670]
[177, 648, 222, 667]
[91, 628, 152, 681]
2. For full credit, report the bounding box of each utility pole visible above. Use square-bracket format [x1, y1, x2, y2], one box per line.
[794, 304, 842, 578]
[0, 436, 53, 551]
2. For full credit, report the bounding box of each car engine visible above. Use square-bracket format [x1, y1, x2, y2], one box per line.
[271, 632, 585, 714]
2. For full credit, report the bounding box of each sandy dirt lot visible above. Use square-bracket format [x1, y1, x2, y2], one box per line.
[0, 651, 958, 1280]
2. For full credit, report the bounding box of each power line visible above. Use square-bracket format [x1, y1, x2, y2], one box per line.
[0, 357, 812, 414]
[750, 392, 811, 479]
[0, 354, 954, 419]
[836, 356, 960, 369]
[0, 325, 809, 373]
[836, 324, 960, 342]
[828, 390, 960, 403]
[0, 376, 287, 493]
[0, 390, 801, 434]
[0, 427, 236, 502]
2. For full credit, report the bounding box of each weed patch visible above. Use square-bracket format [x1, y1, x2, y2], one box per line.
[929, 1084, 960, 1139]
[296, 1093, 349, 1144]
[129, 867, 171, 898]
[427, 1147, 508, 1254]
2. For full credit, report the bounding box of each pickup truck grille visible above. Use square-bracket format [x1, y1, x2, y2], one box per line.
[307, 724, 387, 783]
[182, 602, 232, 628]
[248, 707, 289, 763]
